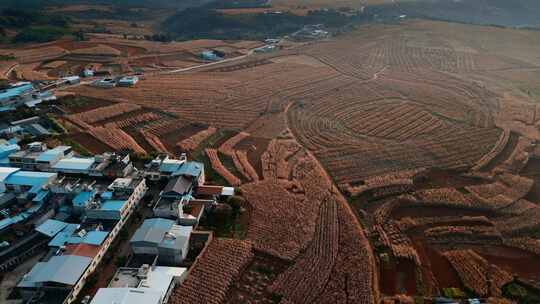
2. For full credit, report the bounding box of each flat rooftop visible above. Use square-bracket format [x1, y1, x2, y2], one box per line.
[108, 265, 187, 296]
[109, 268, 141, 288]
[52, 157, 95, 171]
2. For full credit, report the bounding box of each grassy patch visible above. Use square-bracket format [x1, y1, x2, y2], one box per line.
[59, 96, 91, 108]
[54, 135, 92, 156]
[519, 86, 540, 102]
[47, 115, 67, 134]
[503, 282, 540, 304]
[13, 25, 71, 43]
[200, 205, 246, 238]
[0, 54, 15, 61]
[200, 195, 248, 238]
[443, 287, 466, 299]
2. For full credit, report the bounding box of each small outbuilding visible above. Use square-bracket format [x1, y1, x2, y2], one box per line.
[117, 76, 139, 87]
[130, 218, 192, 265]
[52, 157, 95, 174]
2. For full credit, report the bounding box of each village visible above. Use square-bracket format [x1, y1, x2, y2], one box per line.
[0, 27, 331, 304]
[1, 1, 540, 301]
[0, 115, 236, 304]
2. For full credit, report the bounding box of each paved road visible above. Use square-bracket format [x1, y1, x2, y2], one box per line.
[159, 50, 255, 75]
[0, 252, 46, 304]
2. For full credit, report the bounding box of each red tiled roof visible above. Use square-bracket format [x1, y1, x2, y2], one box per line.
[64, 243, 100, 258]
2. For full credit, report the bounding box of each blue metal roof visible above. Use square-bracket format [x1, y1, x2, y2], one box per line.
[83, 231, 108, 245]
[131, 218, 175, 244]
[0, 142, 19, 159]
[48, 224, 109, 247]
[67, 235, 82, 244]
[5, 171, 56, 187]
[0, 202, 47, 230]
[0, 82, 33, 100]
[36, 148, 64, 162]
[21, 255, 91, 286]
[25, 201, 43, 214]
[48, 224, 79, 247]
[36, 219, 68, 237]
[73, 190, 95, 207]
[29, 185, 42, 194]
[32, 190, 49, 202]
[66, 230, 109, 245]
[141, 218, 175, 230]
[101, 200, 126, 211]
[101, 191, 113, 200]
[27, 124, 50, 136]
[0, 216, 21, 230]
[0, 167, 20, 183]
[52, 157, 94, 171]
[159, 161, 183, 173]
[173, 161, 203, 178]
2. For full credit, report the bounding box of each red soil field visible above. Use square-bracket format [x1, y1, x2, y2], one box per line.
[67, 132, 112, 154]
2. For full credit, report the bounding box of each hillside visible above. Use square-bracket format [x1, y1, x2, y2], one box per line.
[369, 0, 540, 27]
[0, 0, 213, 9]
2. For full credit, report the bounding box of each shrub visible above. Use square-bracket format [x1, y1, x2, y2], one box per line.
[503, 283, 528, 300]
[13, 26, 69, 43]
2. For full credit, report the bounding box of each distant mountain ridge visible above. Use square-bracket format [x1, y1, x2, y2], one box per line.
[0, 0, 211, 9]
[2, 0, 540, 28]
[369, 0, 540, 27]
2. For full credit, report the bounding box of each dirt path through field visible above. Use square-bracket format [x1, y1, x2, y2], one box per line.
[157, 51, 252, 75]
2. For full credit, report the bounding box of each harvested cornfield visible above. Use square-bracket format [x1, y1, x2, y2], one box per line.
[170, 238, 253, 304]
[46, 19, 540, 303]
[443, 250, 513, 297]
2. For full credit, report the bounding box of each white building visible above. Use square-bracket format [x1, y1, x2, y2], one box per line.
[62, 76, 81, 85]
[90, 264, 187, 304]
[130, 218, 192, 265]
[117, 76, 139, 87]
[92, 78, 116, 88]
[51, 157, 95, 175]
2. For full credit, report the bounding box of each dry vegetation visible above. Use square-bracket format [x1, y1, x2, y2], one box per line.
[32, 19, 540, 302]
[443, 250, 514, 297]
[177, 127, 217, 152]
[170, 238, 253, 304]
[0, 36, 262, 81]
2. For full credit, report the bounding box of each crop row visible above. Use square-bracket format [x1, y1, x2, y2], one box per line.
[140, 129, 170, 155]
[177, 127, 216, 152]
[375, 223, 421, 265]
[232, 150, 259, 182]
[271, 195, 339, 304]
[205, 149, 241, 186]
[443, 250, 513, 297]
[170, 238, 253, 304]
[69, 103, 141, 124]
[88, 126, 146, 154]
